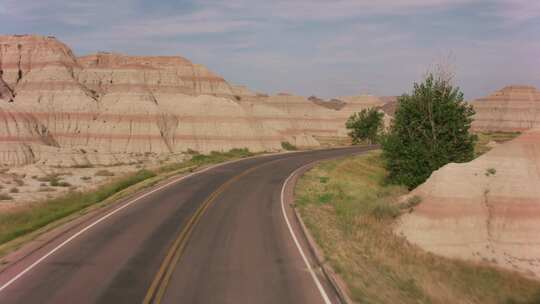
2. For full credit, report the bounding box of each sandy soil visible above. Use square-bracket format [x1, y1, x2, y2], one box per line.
[0, 153, 188, 212]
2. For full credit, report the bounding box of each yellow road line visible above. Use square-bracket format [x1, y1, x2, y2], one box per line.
[143, 160, 280, 304]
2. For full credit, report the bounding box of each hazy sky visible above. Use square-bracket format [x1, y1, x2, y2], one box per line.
[2, 0, 539, 99]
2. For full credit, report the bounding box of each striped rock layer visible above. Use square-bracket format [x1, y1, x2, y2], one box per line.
[0, 78, 13, 101]
[0, 35, 382, 166]
[397, 129, 540, 279]
[471, 85, 540, 132]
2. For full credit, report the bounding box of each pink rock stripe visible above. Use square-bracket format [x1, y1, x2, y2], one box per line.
[0, 133, 282, 141]
[0, 62, 79, 69]
[0, 112, 346, 123]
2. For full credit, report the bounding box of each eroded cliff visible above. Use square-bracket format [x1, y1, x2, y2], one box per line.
[0, 34, 381, 166]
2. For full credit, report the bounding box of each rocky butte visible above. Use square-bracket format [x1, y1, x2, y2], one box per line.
[0, 35, 384, 167]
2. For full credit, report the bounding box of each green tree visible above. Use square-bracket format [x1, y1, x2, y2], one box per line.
[346, 108, 384, 144]
[381, 74, 477, 189]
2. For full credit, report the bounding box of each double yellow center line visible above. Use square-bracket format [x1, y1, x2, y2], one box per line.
[143, 160, 278, 304]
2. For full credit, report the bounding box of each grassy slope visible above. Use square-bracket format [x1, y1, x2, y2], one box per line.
[0, 149, 255, 252]
[295, 151, 540, 304]
[474, 131, 521, 156]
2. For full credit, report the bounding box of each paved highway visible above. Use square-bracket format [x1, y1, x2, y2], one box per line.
[0, 146, 373, 304]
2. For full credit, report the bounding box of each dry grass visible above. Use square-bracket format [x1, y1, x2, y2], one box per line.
[94, 170, 115, 177]
[0, 148, 258, 253]
[0, 169, 157, 245]
[295, 151, 540, 304]
[475, 131, 521, 157]
[313, 135, 352, 147]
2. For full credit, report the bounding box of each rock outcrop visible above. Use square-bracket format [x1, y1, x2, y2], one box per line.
[237, 94, 385, 138]
[0, 34, 386, 166]
[0, 78, 13, 101]
[397, 129, 540, 278]
[471, 85, 540, 132]
[77, 52, 234, 97]
[0, 101, 58, 166]
[231, 85, 257, 97]
[0, 35, 79, 89]
[0, 35, 100, 150]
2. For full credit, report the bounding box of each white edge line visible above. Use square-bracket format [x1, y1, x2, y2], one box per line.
[280, 165, 332, 304]
[0, 156, 257, 293]
[0, 148, 356, 294]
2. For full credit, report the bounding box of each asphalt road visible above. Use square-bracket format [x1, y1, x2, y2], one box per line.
[0, 146, 373, 304]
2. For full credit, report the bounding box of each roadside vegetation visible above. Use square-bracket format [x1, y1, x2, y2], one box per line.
[347, 74, 477, 189]
[313, 135, 352, 147]
[295, 152, 540, 303]
[381, 74, 477, 189]
[0, 169, 156, 245]
[329, 71, 537, 302]
[346, 108, 384, 144]
[0, 148, 256, 253]
[281, 141, 298, 151]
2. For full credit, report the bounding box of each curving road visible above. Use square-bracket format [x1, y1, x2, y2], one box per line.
[0, 146, 373, 304]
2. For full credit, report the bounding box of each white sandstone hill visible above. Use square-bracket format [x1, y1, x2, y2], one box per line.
[0, 34, 383, 167]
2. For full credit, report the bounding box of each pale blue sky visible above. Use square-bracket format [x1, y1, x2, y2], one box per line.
[1, 0, 539, 99]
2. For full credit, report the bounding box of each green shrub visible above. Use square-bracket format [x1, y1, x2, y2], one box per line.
[56, 181, 71, 187]
[37, 174, 60, 183]
[49, 178, 62, 187]
[281, 141, 297, 151]
[228, 148, 251, 156]
[0, 193, 13, 200]
[485, 168, 497, 176]
[186, 148, 200, 155]
[346, 108, 384, 144]
[317, 193, 333, 204]
[382, 74, 477, 189]
[319, 176, 330, 184]
[95, 170, 115, 177]
[38, 186, 56, 192]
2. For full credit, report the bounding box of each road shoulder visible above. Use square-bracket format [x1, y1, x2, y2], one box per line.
[282, 161, 354, 304]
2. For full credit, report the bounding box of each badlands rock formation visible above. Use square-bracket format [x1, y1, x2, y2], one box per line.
[0, 78, 13, 101]
[0, 101, 58, 166]
[231, 85, 257, 97]
[77, 52, 234, 97]
[243, 94, 385, 137]
[397, 129, 540, 278]
[471, 85, 540, 132]
[0, 34, 383, 167]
